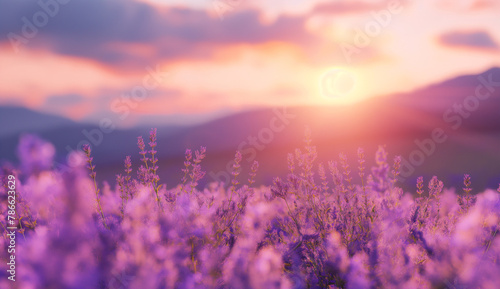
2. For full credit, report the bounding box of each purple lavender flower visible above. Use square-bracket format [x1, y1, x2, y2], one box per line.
[271, 177, 289, 199]
[248, 160, 259, 185]
[137, 136, 148, 164]
[6, 129, 500, 289]
[17, 134, 55, 175]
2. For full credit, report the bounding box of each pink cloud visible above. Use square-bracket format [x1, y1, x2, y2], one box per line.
[311, 1, 388, 15]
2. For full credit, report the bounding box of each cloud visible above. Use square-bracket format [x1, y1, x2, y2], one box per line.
[43, 94, 85, 107]
[311, 1, 388, 15]
[438, 0, 498, 11]
[467, 0, 498, 10]
[439, 30, 499, 50]
[0, 0, 316, 68]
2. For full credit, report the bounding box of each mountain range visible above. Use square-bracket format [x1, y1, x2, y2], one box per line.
[1, 67, 499, 192]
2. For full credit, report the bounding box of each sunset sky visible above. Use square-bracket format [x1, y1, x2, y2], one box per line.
[1, 0, 499, 127]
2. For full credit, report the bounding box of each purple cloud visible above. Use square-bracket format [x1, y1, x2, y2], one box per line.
[0, 0, 316, 68]
[439, 30, 499, 50]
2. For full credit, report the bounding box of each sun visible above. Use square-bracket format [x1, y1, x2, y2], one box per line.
[317, 67, 366, 106]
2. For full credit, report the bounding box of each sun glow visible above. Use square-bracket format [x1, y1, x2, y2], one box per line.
[317, 67, 367, 106]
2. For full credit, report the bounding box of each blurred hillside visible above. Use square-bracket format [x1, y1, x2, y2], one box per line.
[1, 67, 499, 192]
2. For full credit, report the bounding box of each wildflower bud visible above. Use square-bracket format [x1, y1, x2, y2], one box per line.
[271, 177, 289, 199]
[287, 153, 295, 173]
[463, 174, 472, 194]
[124, 156, 132, 175]
[82, 144, 91, 156]
[375, 145, 388, 166]
[358, 147, 366, 177]
[392, 156, 401, 178]
[416, 176, 424, 196]
[137, 136, 145, 152]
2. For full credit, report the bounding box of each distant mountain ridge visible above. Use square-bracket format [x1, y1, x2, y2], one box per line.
[1, 67, 499, 191]
[0, 106, 77, 137]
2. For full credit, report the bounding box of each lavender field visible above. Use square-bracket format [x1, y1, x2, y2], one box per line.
[0, 128, 498, 289]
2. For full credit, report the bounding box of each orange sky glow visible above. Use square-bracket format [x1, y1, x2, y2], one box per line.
[0, 0, 499, 126]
